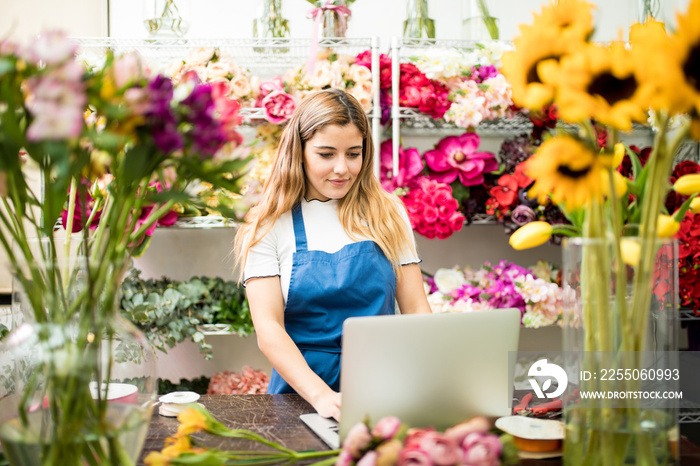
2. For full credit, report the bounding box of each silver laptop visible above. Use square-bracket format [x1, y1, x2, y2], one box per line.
[300, 309, 521, 449]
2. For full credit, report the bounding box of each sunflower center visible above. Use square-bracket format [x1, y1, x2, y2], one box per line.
[526, 55, 559, 84]
[587, 72, 637, 106]
[453, 150, 465, 162]
[683, 42, 700, 93]
[557, 164, 591, 179]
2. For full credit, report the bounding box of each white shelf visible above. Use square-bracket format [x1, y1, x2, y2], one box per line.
[172, 216, 238, 229]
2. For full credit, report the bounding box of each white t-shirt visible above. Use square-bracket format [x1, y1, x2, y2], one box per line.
[243, 198, 421, 303]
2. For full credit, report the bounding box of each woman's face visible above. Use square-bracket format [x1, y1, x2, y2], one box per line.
[303, 124, 364, 201]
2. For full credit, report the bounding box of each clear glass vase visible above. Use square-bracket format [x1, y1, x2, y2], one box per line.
[561, 236, 680, 465]
[403, 0, 435, 40]
[0, 243, 156, 466]
[143, 0, 191, 38]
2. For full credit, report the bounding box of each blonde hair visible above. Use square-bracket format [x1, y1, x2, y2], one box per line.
[234, 89, 415, 282]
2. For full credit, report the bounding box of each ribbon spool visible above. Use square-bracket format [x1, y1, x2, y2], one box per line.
[158, 391, 203, 417]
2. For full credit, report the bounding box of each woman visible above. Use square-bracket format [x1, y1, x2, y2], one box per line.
[234, 89, 431, 421]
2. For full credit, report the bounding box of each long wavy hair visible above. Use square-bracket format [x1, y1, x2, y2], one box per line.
[234, 89, 415, 281]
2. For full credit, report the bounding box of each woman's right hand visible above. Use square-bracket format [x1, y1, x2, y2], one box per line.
[312, 389, 342, 421]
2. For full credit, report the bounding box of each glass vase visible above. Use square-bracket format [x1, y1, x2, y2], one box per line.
[321, 8, 350, 38]
[0, 243, 156, 466]
[143, 0, 191, 38]
[561, 236, 680, 466]
[403, 0, 435, 40]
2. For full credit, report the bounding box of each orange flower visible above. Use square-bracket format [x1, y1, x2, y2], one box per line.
[177, 407, 209, 436]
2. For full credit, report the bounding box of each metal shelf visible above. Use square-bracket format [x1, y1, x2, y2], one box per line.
[72, 37, 376, 78]
[172, 216, 238, 229]
[680, 400, 700, 423]
[680, 309, 700, 321]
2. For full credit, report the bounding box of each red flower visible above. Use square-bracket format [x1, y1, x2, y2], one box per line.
[490, 175, 518, 207]
[513, 162, 532, 188]
[401, 177, 465, 239]
[356, 50, 392, 90]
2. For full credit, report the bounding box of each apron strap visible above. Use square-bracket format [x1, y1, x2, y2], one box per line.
[292, 203, 308, 252]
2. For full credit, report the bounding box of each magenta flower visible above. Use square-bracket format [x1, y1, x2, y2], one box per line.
[380, 139, 424, 192]
[262, 90, 296, 124]
[401, 177, 465, 240]
[424, 133, 498, 186]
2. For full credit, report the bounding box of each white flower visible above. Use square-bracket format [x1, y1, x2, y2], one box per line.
[230, 75, 252, 98]
[206, 60, 233, 80]
[348, 87, 372, 112]
[309, 60, 333, 88]
[185, 47, 215, 67]
[167, 60, 184, 79]
[348, 64, 371, 83]
[433, 268, 466, 294]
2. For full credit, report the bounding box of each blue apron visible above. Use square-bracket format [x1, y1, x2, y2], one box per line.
[267, 203, 397, 393]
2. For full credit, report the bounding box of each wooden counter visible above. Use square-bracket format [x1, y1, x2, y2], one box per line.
[138, 394, 700, 465]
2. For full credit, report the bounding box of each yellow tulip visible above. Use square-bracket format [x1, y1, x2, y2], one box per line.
[673, 174, 700, 196]
[620, 238, 641, 267]
[691, 197, 700, 214]
[601, 170, 628, 197]
[613, 143, 625, 169]
[509, 221, 553, 250]
[657, 214, 680, 238]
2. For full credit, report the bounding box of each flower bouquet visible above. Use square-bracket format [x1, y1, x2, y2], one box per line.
[0, 31, 247, 465]
[502, 0, 700, 463]
[424, 260, 567, 328]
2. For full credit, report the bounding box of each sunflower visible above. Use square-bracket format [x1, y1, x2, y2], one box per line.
[547, 42, 648, 130]
[534, 0, 595, 44]
[501, 0, 594, 111]
[525, 135, 612, 211]
[631, 2, 700, 118]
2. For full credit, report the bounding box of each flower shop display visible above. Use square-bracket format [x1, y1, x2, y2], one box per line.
[502, 0, 700, 463]
[0, 31, 247, 465]
[424, 260, 566, 328]
[282, 49, 374, 112]
[379, 139, 465, 239]
[120, 270, 254, 360]
[145, 406, 519, 466]
[207, 366, 269, 395]
[168, 47, 259, 111]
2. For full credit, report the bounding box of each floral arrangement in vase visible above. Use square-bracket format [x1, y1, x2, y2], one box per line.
[424, 260, 567, 328]
[0, 31, 247, 465]
[501, 0, 700, 463]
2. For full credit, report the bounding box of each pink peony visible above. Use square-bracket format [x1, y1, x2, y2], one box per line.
[335, 450, 354, 466]
[371, 416, 402, 441]
[380, 140, 424, 192]
[397, 445, 433, 466]
[444, 417, 491, 445]
[357, 451, 378, 466]
[417, 432, 461, 466]
[343, 422, 373, 459]
[401, 177, 464, 240]
[262, 90, 296, 124]
[461, 432, 502, 466]
[258, 76, 285, 103]
[424, 133, 498, 186]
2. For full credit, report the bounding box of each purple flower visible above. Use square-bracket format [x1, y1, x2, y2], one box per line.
[511, 205, 537, 226]
[473, 65, 498, 84]
[424, 133, 498, 186]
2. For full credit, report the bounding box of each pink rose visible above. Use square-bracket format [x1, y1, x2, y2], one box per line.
[398, 445, 433, 466]
[417, 431, 461, 466]
[262, 90, 296, 124]
[371, 416, 401, 441]
[343, 422, 372, 459]
[259, 76, 285, 99]
[335, 450, 354, 466]
[357, 451, 378, 466]
[445, 417, 491, 445]
[401, 86, 422, 107]
[461, 432, 502, 466]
